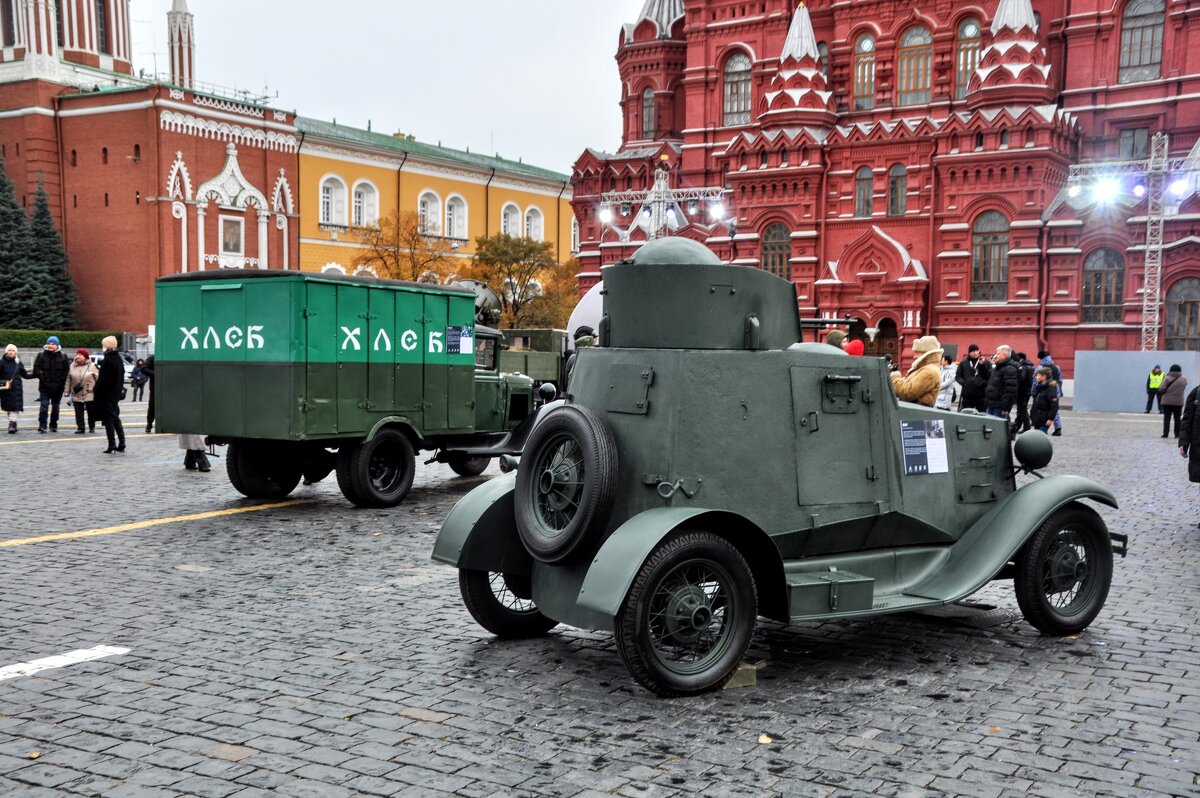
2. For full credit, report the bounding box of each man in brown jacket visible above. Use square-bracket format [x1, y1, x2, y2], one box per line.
[891, 336, 943, 407]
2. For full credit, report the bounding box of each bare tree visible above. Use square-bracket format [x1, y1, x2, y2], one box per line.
[353, 209, 455, 283]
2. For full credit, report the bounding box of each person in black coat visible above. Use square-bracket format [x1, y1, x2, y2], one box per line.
[32, 335, 70, 433]
[1030, 367, 1060, 433]
[1012, 352, 1033, 434]
[983, 344, 1019, 419]
[95, 336, 126, 453]
[1180, 385, 1200, 514]
[1, 343, 34, 434]
[142, 355, 156, 433]
[955, 343, 991, 412]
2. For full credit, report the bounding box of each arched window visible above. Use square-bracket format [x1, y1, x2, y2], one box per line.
[817, 42, 830, 80]
[723, 52, 752, 126]
[971, 211, 1009, 301]
[101, 147, 108, 164]
[445, 195, 467, 239]
[525, 207, 544, 241]
[571, 218, 580, 253]
[761, 224, 791, 279]
[853, 34, 876, 111]
[321, 263, 346, 274]
[955, 18, 982, 100]
[641, 88, 656, 139]
[897, 26, 933, 106]
[501, 203, 521, 236]
[2, 1, 15, 47]
[887, 164, 907, 216]
[418, 191, 441, 234]
[351, 181, 378, 227]
[320, 177, 347, 226]
[854, 166, 873, 217]
[1082, 249, 1125, 322]
[1119, 0, 1164, 84]
[1165, 279, 1200, 351]
[95, 0, 109, 54]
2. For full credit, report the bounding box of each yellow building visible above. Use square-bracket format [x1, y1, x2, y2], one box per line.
[296, 117, 577, 275]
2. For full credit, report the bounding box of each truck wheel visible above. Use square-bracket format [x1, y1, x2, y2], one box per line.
[336, 429, 415, 508]
[226, 442, 302, 500]
[1014, 504, 1113, 636]
[514, 405, 617, 564]
[447, 454, 490, 477]
[458, 570, 558, 638]
[615, 531, 757, 697]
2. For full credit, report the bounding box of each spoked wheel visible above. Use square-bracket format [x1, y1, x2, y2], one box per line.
[226, 442, 302, 500]
[447, 454, 490, 477]
[458, 569, 558, 638]
[335, 429, 415, 508]
[514, 405, 617, 563]
[1014, 504, 1114, 635]
[616, 531, 757, 697]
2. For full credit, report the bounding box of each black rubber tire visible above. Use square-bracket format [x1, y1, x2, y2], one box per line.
[447, 454, 490, 477]
[514, 405, 618, 564]
[225, 441, 302, 500]
[459, 569, 558, 638]
[1014, 504, 1114, 636]
[335, 429, 415, 508]
[615, 531, 757, 697]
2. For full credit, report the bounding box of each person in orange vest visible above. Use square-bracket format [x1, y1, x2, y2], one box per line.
[1146, 365, 1165, 413]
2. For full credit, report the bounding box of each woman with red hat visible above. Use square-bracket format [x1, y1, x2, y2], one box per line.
[64, 348, 99, 434]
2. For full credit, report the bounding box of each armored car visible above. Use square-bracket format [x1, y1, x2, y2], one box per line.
[433, 238, 1123, 696]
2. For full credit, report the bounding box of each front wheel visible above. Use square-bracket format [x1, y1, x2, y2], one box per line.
[447, 454, 490, 477]
[1014, 504, 1114, 635]
[458, 570, 558, 638]
[615, 531, 757, 697]
[335, 430, 416, 508]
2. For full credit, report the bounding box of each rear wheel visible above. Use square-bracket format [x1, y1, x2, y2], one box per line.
[615, 531, 757, 697]
[459, 569, 558, 638]
[1014, 504, 1113, 635]
[225, 442, 302, 500]
[447, 454, 490, 477]
[335, 429, 415, 508]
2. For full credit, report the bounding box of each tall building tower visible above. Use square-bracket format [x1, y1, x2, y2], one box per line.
[0, 0, 134, 79]
[168, 0, 195, 88]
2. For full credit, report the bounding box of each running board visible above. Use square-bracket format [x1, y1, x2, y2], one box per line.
[786, 571, 945, 622]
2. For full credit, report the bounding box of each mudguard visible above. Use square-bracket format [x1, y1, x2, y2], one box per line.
[907, 474, 1118, 603]
[431, 474, 534, 575]
[576, 507, 785, 621]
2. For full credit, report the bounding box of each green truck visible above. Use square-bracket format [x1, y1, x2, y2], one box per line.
[155, 270, 544, 507]
[498, 328, 570, 390]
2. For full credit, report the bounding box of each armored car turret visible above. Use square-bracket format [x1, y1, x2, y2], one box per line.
[434, 238, 1122, 696]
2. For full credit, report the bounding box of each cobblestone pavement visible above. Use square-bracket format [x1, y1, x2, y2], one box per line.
[1, 403, 1197, 797]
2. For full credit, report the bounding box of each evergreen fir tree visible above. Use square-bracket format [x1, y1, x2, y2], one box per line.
[29, 181, 79, 329]
[0, 159, 54, 329]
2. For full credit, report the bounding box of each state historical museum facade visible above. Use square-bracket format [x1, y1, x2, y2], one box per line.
[570, 0, 1200, 373]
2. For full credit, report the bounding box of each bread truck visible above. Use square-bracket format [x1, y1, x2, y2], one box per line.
[155, 270, 545, 507]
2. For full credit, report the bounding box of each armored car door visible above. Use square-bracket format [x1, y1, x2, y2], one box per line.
[790, 363, 889, 512]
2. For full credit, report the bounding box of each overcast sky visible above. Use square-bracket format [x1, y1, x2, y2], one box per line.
[131, 1, 634, 175]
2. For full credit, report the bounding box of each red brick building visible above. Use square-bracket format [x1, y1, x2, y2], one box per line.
[0, 0, 299, 333]
[571, 0, 1200, 373]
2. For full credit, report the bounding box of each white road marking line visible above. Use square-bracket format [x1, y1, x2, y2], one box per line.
[0, 645, 131, 682]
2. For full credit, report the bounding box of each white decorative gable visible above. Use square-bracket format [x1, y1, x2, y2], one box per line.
[196, 144, 268, 210]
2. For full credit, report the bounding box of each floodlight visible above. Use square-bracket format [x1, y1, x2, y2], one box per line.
[1132, 184, 1146, 198]
[1169, 178, 1188, 197]
[709, 202, 726, 221]
[598, 206, 614, 224]
[1091, 176, 1119, 204]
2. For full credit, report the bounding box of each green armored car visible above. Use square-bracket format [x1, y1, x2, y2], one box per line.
[434, 238, 1125, 696]
[155, 270, 543, 507]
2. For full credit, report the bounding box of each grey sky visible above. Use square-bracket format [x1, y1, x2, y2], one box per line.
[132, 1, 634, 175]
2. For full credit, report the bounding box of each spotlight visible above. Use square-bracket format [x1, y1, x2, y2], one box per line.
[1091, 177, 1119, 204]
[598, 206, 613, 224]
[1132, 184, 1146, 198]
[708, 202, 726, 221]
[1169, 178, 1188, 197]
[1067, 185, 1081, 198]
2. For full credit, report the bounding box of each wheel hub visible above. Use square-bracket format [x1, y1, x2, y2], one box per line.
[1048, 544, 1084, 593]
[662, 584, 713, 642]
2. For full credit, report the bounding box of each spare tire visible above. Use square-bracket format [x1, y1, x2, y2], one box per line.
[514, 405, 618, 563]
